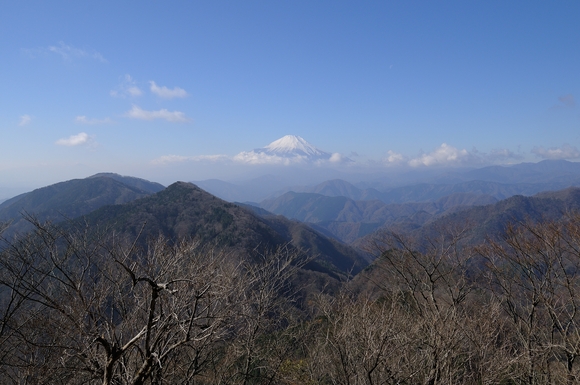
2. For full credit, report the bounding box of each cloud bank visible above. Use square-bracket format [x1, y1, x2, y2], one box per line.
[153, 151, 353, 168]
[150, 143, 530, 170]
[152, 152, 331, 166]
[532, 144, 580, 160]
[386, 144, 522, 168]
[232, 152, 307, 165]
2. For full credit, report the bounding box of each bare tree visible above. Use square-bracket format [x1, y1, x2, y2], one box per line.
[0, 218, 243, 384]
[356, 226, 511, 385]
[0, 217, 317, 385]
[306, 290, 421, 385]
[482, 215, 580, 384]
[213, 246, 310, 385]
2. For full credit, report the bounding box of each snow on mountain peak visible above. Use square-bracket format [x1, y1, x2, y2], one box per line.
[233, 135, 350, 165]
[261, 135, 329, 158]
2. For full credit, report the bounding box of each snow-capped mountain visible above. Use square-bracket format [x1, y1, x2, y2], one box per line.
[232, 135, 351, 165]
[254, 135, 331, 160]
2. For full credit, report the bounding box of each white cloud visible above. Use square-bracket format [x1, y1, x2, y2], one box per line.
[314, 153, 353, 166]
[152, 152, 353, 167]
[155, 153, 311, 166]
[75, 116, 113, 125]
[233, 151, 308, 165]
[193, 155, 230, 162]
[19, 115, 32, 127]
[329, 153, 347, 163]
[24, 41, 107, 63]
[384, 150, 405, 165]
[405, 144, 525, 167]
[409, 143, 476, 167]
[110, 74, 142, 98]
[532, 144, 580, 160]
[127, 87, 142, 96]
[124, 105, 190, 123]
[151, 155, 192, 165]
[149, 81, 188, 99]
[55, 132, 91, 146]
[48, 42, 107, 62]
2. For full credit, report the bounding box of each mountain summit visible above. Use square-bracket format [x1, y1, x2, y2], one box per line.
[253, 135, 332, 161]
[259, 135, 330, 159]
[232, 135, 351, 165]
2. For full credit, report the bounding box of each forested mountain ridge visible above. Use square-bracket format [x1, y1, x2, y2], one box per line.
[74, 181, 369, 277]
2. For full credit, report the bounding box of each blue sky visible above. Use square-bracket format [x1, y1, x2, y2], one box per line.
[1, 1, 579, 196]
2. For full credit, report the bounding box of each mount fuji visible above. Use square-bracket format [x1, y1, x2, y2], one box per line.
[233, 135, 348, 164]
[257, 135, 331, 159]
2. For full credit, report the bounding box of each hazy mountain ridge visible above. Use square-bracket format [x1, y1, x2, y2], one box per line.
[87, 172, 165, 193]
[195, 160, 580, 204]
[0, 173, 164, 211]
[367, 187, 580, 249]
[259, 191, 497, 243]
[309, 179, 385, 200]
[377, 180, 575, 203]
[0, 174, 164, 238]
[461, 160, 580, 184]
[193, 176, 290, 203]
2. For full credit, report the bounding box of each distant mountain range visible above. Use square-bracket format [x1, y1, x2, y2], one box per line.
[459, 159, 580, 184]
[359, 186, 580, 251]
[194, 160, 580, 203]
[256, 191, 497, 243]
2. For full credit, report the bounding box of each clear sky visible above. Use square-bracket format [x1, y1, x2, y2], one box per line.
[1, 1, 579, 197]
